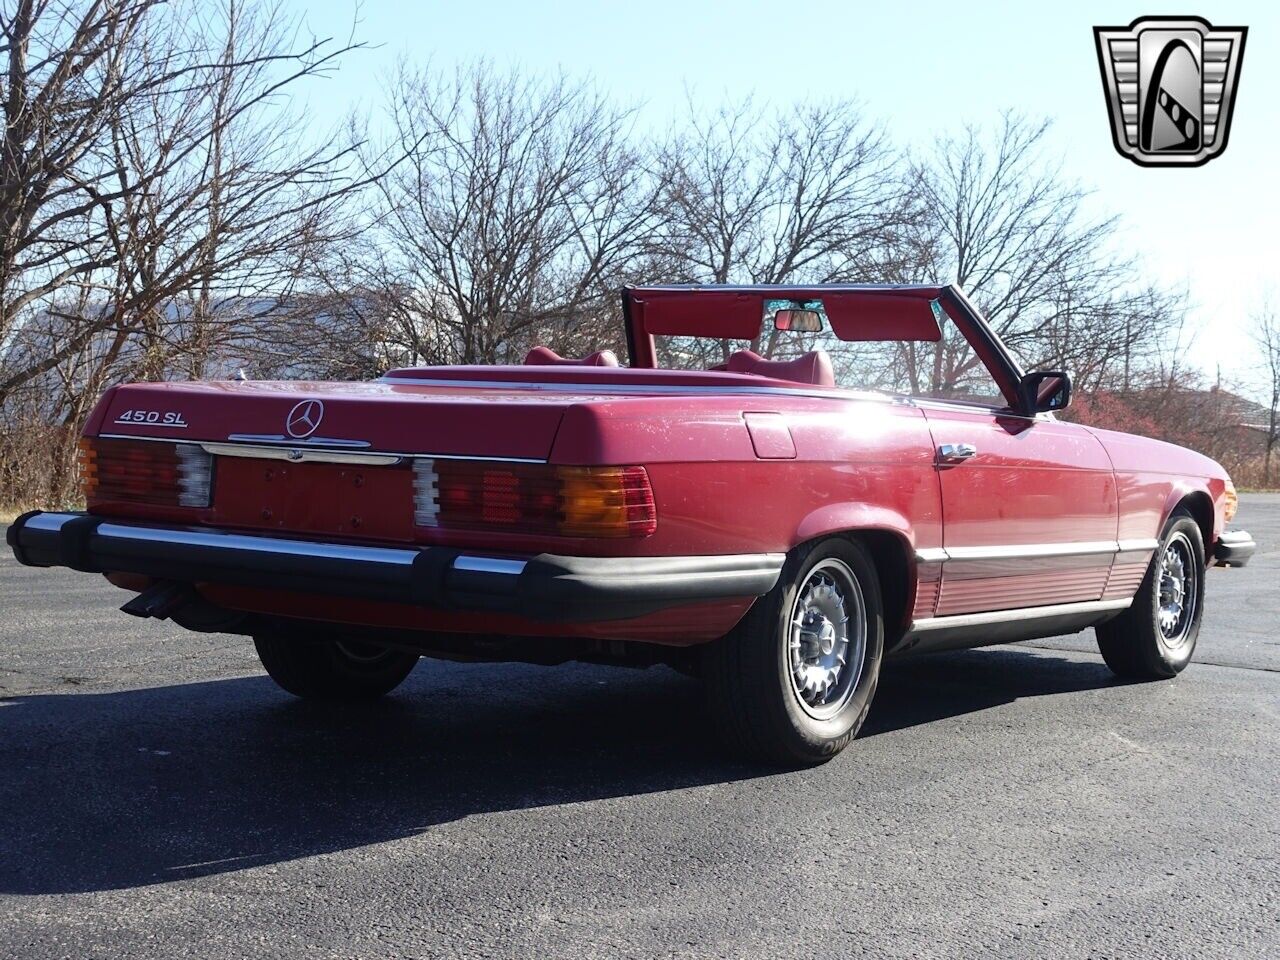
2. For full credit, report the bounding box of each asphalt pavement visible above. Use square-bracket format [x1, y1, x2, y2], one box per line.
[1, 496, 1277, 959]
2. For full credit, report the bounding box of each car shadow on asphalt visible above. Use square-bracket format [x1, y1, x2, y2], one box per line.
[0, 645, 1119, 894]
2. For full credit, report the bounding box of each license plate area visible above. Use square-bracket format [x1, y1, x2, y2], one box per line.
[211, 457, 413, 541]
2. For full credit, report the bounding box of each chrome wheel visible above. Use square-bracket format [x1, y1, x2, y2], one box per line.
[787, 558, 867, 720]
[1157, 532, 1198, 649]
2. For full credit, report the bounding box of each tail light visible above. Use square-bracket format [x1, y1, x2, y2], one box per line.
[80, 437, 213, 508]
[413, 459, 656, 538]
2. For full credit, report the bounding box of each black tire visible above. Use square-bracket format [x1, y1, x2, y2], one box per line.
[701, 537, 884, 766]
[253, 635, 419, 700]
[1096, 508, 1206, 680]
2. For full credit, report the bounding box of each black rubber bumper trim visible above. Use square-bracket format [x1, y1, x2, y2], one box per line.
[6, 512, 784, 622]
[5, 510, 45, 566]
[1213, 529, 1256, 568]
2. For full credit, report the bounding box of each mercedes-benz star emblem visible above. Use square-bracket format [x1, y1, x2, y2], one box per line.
[285, 399, 324, 439]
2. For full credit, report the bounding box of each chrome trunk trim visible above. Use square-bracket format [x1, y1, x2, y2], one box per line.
[96, 434, 547, 464]
[199, 443, 404, 466]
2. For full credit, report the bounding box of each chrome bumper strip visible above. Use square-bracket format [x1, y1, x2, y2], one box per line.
[96, 521, 421, 566]
[7, 512, 778, 622]
[452, 555, 528, 576]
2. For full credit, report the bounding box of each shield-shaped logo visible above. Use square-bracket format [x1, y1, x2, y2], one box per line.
[1094, 16, 1246, 166]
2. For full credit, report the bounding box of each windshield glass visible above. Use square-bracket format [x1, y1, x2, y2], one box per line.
[654, 299, 1007, 405]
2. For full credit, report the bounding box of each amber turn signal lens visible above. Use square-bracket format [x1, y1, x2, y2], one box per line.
[413, 460, 657, 538]
[557, 466, 657, 538]
[1223, 481, 1238, 523]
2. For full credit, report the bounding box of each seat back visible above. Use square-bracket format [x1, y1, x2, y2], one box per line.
[725, 349, 835, 387]
[523, 346, 620, 367]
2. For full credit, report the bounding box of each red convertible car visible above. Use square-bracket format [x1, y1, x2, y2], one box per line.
[7, 285, 1256, 764]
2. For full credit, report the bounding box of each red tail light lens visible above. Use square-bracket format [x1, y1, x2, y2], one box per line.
[82, 437, 213, 508]
[412, 459, 656, 538]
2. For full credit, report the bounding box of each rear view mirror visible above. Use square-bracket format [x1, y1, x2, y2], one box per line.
[772, 309, 824, 333]
[1021, 370, 1073, 413]
[767, 298, 826, 333]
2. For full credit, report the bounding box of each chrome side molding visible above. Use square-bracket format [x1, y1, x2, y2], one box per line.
[914, 539, 1158, 564]
[908, 597, 1133, 633]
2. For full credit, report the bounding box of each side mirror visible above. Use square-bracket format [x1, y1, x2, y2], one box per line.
[1021, 370, 1072, 414]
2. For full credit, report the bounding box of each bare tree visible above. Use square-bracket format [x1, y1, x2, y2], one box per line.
[0, 0, 376, 507]
[1252, 304, 1280, 486]
[652, 96, 916, 367]
[0, 0, 368, 406]
[659, 96, 914, 285]
[348, 62, 665, 366]
[898, 114, 1185, 397]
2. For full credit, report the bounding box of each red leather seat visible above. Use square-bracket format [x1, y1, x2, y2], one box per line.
[725, 349, 835, 388]
[524, 346, 620, 367]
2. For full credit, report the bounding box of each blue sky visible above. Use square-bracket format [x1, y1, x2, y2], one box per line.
[291, 0, 1276, 389]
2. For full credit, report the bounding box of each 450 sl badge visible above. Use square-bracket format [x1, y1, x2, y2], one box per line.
[113, 409, 189, 428]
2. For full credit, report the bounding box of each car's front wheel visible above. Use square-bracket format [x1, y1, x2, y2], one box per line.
[1096, 508, 1206, 680]
[253, 635, 420, 700]
[702, 538, 884, 766]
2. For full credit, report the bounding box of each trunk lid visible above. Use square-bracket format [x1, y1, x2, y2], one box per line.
[96, 365, 819, 457]
[97, 377, 579, 459]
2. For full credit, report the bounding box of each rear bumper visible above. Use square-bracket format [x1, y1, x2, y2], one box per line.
[6, 512, 783, 622]
[1213, 529, 1256, 568]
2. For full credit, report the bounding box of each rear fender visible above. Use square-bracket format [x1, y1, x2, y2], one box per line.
[793, 501, 914, 548]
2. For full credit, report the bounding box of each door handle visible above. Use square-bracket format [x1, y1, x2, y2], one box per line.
[938, 442, 978, 462]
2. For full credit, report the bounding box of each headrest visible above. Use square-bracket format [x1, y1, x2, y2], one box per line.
[725, 349, 835, 388]
[524, 346, 620, 367]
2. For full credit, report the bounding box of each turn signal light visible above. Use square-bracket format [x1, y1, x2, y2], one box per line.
[413, 460, 656, 538]
[1223, 481, 1238, 523]
[81, 437, 213, 508]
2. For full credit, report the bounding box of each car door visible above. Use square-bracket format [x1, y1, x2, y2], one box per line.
[920, 402, 1119, 617]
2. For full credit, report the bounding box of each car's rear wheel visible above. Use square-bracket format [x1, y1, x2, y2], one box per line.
[702, 538, 884, 766]
[1096, 508, 1205, 680]
[253, 634, 419, 700]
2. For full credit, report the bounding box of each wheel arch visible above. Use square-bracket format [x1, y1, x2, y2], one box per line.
[790, 527, 914, 643]
[1171, 488, 1214, 558]
[792, 503, 919, 640]
[848, 529, 913, 641]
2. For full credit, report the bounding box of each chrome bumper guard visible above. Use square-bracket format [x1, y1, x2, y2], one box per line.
[1213, 529, 1256, 568]
[6, 512, 784, 622]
